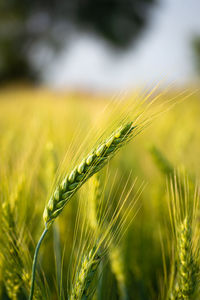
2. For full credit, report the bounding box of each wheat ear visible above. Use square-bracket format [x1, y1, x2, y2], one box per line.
[150, 146, 173, 176]
[29, 122, 134, 300]
[176, 217, 198, 300]
[167, 174, 199, 300]
[169, 218, 198, 300]
[109, 243, 128, 300]
[1, 201, 22, 300]
[69, 246, 101, 300]
[43, 122, 134, 227]
[87, 175, 102, 232]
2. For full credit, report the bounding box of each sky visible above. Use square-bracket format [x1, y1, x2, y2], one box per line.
[41, 0, 200, 91]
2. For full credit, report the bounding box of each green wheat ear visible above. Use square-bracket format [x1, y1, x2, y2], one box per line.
[167, 174, 200, 300]
[176, 217, 198, 299]
[29, 122, 137, 300]
[169, 217, 198, 300]
[150, 146, 173, 176]
[43, 122, 134, 227]
[69, 246, 101, 300]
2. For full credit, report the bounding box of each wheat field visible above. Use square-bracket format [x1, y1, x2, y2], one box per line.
[0, 85, 200, 300]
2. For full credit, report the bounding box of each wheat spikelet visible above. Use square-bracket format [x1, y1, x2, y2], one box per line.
[43, 122, 134, 227]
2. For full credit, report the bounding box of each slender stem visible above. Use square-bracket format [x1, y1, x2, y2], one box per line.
[29, 226, 48, 300]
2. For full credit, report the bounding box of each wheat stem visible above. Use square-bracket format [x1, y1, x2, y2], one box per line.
[29, 226, 48, 300]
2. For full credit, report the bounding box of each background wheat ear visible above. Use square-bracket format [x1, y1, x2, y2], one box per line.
[177, 217, 198, 299]
[167, 173, 200, 300]
[1, 200, 22, 300]
[150, 146, 174, 177]
[86, 175, 129, 300]
[0, 177, 47, 300]
[69, 245, 102, 300]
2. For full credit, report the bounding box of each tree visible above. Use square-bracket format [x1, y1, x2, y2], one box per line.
[192, 36, 200, 76]
[0, 0, 155, 83]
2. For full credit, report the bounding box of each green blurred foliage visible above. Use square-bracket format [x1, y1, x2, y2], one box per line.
[0, 0, 155, 83]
